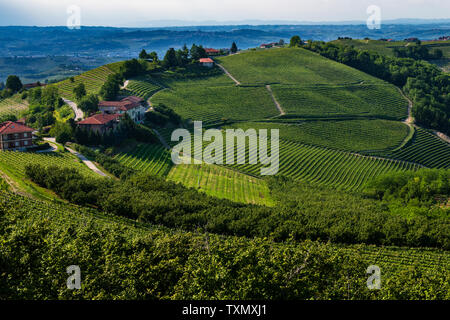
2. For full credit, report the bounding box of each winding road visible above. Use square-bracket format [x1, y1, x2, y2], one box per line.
[63, 98, 83, 121]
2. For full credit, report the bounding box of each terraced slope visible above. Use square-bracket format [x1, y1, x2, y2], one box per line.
[52, 65, 116, 100]
[152, 85, 279, 124]
[271, 84, 408, 120]
[378, 128, 450, 168]
[113, 143, 173, 177]
[0, 150, 97, 178]
[125, 77, 163, 100]
[0, 96, 29, 117]
[216, 48, 384, 85]
[167, 164, 274, 206]
[227, 120, 410, 153]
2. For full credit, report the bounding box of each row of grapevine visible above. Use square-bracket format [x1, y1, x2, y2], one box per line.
[113, 143, 173, 177]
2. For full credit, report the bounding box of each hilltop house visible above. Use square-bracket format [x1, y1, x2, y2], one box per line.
[199, 58, 214, 68]
[205, 48, 220, 56]
[0, 121, 34, 151]
[77, 113, 122, 134]
[23, 82, 46, 90]
[98, 96, 146, 123]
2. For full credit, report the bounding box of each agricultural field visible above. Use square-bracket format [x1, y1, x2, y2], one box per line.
[151, 85, 279, 124]
[378, 128, 450, 168]
[52, 64, 116, 100]
[215, 48, 384, 85]
[167, 163, 274, 206]
[114, 143, 173, 177]
[0, 95, 29, 117]
[270, 84, 408, 120]
[332, 39, 411, 57]
[226, 120, 410, 152]
[0, 150, 97, 179]
[125, 77, 163, 100]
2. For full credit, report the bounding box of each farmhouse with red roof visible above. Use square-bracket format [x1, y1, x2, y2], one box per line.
[0, 121, 34, 150]
[98, 96, 147, 123]
[77, 113, 122, 134]
[205, 48, 220, 56]
[199, 58, 214, 68]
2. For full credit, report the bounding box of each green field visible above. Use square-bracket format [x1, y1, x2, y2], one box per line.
[378, 128, 450, 168]
[125, 76, 164, 100]
[0, 96, 29, 117]
[152, 85, 279, 124]
[167, 164, 274, 206]
[226, 120, 410, 152]
[271, 84, 408, 119]
[216, 48, 384, 85]
[53, 64, 118, 100]
[113, 143, 173, 177]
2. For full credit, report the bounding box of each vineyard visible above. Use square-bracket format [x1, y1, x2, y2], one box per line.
[270, 83, 408, 120]
[0, 96, 29, 117]
[113, 143, 173, 177]
[52, 65, 116, 100]
[167, 163, 274, 206]
[125, 77, 163, 100]
[2, 190, 449, 274]
[226, 120, 410, 153]
[0, 150, 97, 178]
[378, 128, 450, 168]
[215, 47, 384, 85]
[151, 84, 279, 124]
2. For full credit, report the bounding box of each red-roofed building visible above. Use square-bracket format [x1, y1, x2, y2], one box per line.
[205, 48, 220, 56]
[77, 113, 122, 134]
[23, 82, 46, 90]
[98, 96, 146, 123]
[199, 58, 214, 68]
[0, 121, 34, 150]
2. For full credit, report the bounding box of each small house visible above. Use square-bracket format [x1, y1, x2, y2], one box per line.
[205, 48, 220, 56]
[98, 96, 147, 123]
[77, 113, 122, 134]
[0, 121, 34, 151]
[199, 58, 214, 68]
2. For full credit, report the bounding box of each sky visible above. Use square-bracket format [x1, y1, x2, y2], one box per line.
[0, 0, 449, 27]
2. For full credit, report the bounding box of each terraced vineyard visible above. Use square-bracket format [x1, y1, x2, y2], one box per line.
[167, 164, 274, 206]
[126, 77, 163, 100]
[151, 85, 279, 124]
[227, 120, 410, 153]
[270, 84, 407, 119]
[0, 96, 29, 117]
[216, 47, 384, 85]
[53, 65, 116, 100]
[0, 150, 97, 178]
[378, 128, 450, 168]
[114, 143, 173, 177]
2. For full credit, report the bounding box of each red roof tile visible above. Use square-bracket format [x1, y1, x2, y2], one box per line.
[78, 113, 121, 125]
[0, 121, 34, 134]
[98, 96, 144, 111]
[205, 48, 219, 53]
[199, 58, 214, 63]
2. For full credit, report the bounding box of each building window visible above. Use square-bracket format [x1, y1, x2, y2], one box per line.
[15, 141, 19, 147]
[24, 133, 28, 138]
[24, 141, 28, 146]
[14, 133, 19, 138]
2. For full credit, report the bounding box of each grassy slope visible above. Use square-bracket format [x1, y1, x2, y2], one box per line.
[215, 47, 384, 85]
[0, 95, 29, 117]
[167, 163, 274, 206]
[227, 120, 410, 153]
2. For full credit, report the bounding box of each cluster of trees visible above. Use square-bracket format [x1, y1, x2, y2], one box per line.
[24, 86, 64, 129]
[24, 164, 450, 249]
[303, 39, 450, 135]
[393, 45, 443, 60]
[3, 191, 448, 299]
[145, 103, 182, 126]
[139, 49, 159, 62]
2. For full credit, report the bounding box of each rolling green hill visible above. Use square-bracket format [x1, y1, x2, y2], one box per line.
[215, 48, 384, 85]
[0, 95, 29, 117]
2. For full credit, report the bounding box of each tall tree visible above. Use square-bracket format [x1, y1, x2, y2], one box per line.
[139, 49, 148, 59]
[6, 75, 22, 93]
[163, 48, 178, 68]
[231, 42, 238, 53]
[289, 36, 302, 47]
[73, 83, 86, 101]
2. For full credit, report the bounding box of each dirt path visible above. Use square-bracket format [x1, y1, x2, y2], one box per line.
[266, 84, 285, 116]
[216, 63, 241, 85]
[120, 80, 129, 90]
[65, 146, 108, 177]
[63, 98, 83, 121]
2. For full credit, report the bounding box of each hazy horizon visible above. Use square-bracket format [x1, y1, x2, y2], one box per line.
[0, 0, 449, 27]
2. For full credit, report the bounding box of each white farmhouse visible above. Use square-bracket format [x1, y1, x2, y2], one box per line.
[98, 96, 147, 123]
